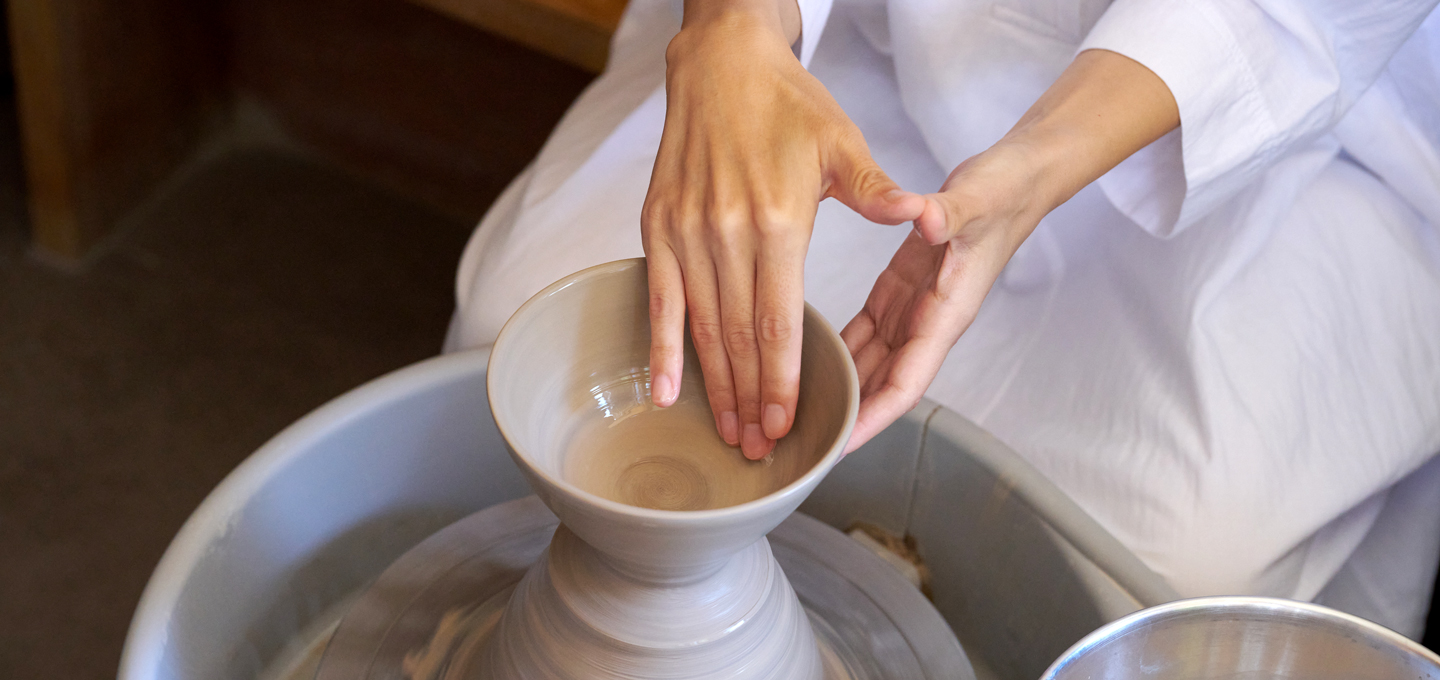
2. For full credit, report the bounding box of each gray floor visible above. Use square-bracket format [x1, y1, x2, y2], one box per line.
[0, 147, 495, 677]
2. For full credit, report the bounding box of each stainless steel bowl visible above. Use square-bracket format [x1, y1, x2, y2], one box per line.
[1042, 596, 1440, 679]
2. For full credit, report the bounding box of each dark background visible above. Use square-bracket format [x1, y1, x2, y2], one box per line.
[0, 0, 590, 676]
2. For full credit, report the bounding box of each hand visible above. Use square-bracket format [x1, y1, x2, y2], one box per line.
[642, 2, 925, 459]
[840, 49, 1181, 452]
[841, 143, 1048, 451]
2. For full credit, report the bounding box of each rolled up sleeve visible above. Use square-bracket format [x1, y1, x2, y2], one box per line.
[1080, 0, 1437, 237]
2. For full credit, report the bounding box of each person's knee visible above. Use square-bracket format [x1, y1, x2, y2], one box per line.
[1150, 534, 1305, 599]
[447, 276, 531, 352]
[1143, 493, 1385, 601]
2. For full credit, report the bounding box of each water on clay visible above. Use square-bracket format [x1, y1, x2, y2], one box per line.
[561, 369, 789, 511]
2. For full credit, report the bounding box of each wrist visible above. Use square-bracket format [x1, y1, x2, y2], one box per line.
[679, 0, 799, 46]
[667, 11, 793, 73]
[994, 125, 1098, 214]
[995, 49, 1179, 212]
[984, 130, 1082, 217]
[927, 138, 1052, 256]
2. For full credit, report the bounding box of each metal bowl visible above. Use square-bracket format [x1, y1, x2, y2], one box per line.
[1042, 596, 1440, 679]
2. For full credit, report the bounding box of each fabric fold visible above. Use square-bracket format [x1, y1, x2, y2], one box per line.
[1079, 0, 1438, 236]
[796, 0, 838, 67]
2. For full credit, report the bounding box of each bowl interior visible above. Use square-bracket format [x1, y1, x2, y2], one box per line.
[488, 259, 853, 513]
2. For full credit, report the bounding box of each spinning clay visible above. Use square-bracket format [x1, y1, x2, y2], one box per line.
[482, 258, 857, 680]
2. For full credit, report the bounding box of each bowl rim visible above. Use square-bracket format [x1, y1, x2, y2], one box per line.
[1041, 595, 1440, 678]
[486, 257, 860, 526]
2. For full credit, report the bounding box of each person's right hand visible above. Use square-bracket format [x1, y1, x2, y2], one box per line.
[642, 0, 926, 460]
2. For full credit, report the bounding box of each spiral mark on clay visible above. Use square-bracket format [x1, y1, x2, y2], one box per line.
[616, 456, 710, 511]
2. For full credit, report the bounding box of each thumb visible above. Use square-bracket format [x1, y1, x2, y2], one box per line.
[912, 193, 956, 245]
[825, 137, 925, 225]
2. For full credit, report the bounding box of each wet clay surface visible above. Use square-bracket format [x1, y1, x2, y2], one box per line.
[562, 372, 783, 511]
[316, 498, 972, 680]
[478, 260, 861, 679]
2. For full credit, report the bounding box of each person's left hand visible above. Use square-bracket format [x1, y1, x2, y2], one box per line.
[838, 48, 1180, 453]
[840, 141, 1048, 452]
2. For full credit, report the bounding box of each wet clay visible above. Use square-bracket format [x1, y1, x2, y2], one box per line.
[482, 259, 859, 680]
[312, 496, 975, 680]
[563, 373, 780, 511]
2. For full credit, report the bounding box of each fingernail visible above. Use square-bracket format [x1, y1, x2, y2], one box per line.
[762, 403, 787, 439]
[742, 423, 770, 460]
[884, 189, 907, 202]
[652, 374, 674, 406]
[720, 411, 740, 445]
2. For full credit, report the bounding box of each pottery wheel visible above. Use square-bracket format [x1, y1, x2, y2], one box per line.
[315, 496, 972, 680]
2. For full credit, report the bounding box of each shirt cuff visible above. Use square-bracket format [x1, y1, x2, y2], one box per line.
[1079, 0, 1279, 237]
[794, 0, 835, 68]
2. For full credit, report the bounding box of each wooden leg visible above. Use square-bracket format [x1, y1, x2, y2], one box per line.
[8, 0, 81, 257]
[6, 0, 224, 262]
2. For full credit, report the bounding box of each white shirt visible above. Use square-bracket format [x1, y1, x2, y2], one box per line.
[449, 0, 1440, 636]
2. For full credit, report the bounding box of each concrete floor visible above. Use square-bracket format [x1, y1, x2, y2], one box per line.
[0, 144, 516, 677]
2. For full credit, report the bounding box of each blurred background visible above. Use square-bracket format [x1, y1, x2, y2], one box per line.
[0, 0, 615, 675]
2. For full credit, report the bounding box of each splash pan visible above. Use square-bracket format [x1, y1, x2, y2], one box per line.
[313, 497, 970, 680]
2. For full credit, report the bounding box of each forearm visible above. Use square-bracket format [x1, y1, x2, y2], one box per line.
[1002, 48, 1180, 213]
[680, 0, 801, 46]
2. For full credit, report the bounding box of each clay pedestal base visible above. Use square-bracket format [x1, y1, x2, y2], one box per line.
[314, 497, 974, 680]
[482, 526, 820, 680]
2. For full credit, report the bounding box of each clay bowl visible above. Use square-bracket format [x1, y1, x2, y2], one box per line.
[487, 258, 859, 580]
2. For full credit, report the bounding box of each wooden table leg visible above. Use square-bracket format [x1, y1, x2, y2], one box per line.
[6, 0, 224, 263]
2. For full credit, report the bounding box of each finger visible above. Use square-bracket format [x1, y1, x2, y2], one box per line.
[862, 350, 904, 397]
[755, 238, 806, 441]
[848, 384, 916, 454]
[851, 337, 891, 391]
[825, 133, 926, 225]
[912, 194, 958, 246]
[645, 247, 687, 408]
[838, 309, 875, 356]
[847, 336, 949, 453]
[716, 242, 772, 460]
[684, 262, 741, 446]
